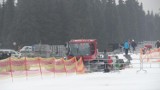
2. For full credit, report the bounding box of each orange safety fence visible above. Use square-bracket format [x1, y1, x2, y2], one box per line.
[0, 57, 85, 80]
[140, 48, 160, 63]
[64, 57, 76, 73]
[76, 57, 85, 74]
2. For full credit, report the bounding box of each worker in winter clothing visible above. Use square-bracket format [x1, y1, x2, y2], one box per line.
[155, 40, 160, 48]
[103, 50, 109, 72]
[131, 39, 137, 53]
[124, 41, 130, 55]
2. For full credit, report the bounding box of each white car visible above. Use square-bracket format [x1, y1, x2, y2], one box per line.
[0, 49, 22, 58]
[20, 46, 33, 52]
[19, 46, 34, 57]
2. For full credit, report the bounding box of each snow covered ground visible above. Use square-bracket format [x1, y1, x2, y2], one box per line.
[1, 53, 160, 90]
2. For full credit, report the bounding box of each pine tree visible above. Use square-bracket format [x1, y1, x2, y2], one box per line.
[1, 0, 160, 50]
[0, 4, 2, 44]
[1, 0, 15, 48]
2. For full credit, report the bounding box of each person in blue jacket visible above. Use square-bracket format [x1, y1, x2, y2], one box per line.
[124, 40, 130, 55]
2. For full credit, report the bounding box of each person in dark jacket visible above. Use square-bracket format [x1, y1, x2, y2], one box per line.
[131, 39, 137, 53]
[103, 50, 110, 72]
[155, 40, 160, 48]
[124, 41, 130, 55]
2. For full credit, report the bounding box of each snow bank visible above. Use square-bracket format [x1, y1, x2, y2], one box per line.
[1, 53, 160, 90]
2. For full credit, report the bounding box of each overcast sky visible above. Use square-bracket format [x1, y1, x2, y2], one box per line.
[0, 0, 160, 14]
[137, 0, 160, 14]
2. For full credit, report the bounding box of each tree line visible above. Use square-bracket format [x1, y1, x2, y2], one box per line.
[0, 0, 160, 50]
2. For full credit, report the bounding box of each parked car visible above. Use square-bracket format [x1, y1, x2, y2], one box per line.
[19, 46, 33, 52]
[0, 49, 22, 59]
[0, 51, 10, 60]
[19, 46, 34, 57]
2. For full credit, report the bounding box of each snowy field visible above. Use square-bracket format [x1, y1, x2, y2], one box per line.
[1, 53, 160, 90]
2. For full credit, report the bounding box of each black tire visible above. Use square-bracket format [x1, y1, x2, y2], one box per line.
[104, 68, 110, 72]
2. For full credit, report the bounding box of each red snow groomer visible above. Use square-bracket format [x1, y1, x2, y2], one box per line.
[66, 39, 116, 72]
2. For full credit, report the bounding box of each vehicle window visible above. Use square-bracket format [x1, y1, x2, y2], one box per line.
[11, 51, 16, 54]
[69, 43, 90, 56]
[25, 47, 28, 50]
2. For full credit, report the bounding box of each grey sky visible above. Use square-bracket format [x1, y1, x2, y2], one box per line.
[0, 0, 160, 14]
[138, 0, 160, 14]
[115, 0, 160, 14]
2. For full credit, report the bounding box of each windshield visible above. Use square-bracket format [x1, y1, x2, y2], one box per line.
[68, 43, 93, 56]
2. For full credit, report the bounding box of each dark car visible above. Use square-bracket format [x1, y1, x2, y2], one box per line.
[0, 51, 11, 60]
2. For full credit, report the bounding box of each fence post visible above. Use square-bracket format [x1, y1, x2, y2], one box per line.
[54, 58, 56, 78]
[62, 58, 67, 76]
[38, 57, 43, 79]
[137, 48, 147, 73]
[9, 57, 13, 82]
[75, 57, 78, 75]
[24, 57, 28, 80]
[53, 58, 55, 78]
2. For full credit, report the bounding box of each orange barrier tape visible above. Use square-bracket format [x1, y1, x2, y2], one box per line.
[0, 60, 9, 67]
[0, 56, 85, 79]
[64, 58, 76, 73]
[76, 57, 85, 74]
[140, 48, 160, 63]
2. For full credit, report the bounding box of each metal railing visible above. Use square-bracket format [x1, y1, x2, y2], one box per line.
[85, 57, 160, 73]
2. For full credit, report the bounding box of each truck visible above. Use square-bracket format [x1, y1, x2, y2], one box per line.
[66, 39, 120, 72]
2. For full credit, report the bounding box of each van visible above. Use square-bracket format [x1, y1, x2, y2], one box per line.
[20, 46, 33, 52]
[0, 49, 22, 58]
[19, 46, 34, 57]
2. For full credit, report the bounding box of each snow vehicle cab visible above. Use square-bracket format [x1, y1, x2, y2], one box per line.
[67, 39, 98, 61]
